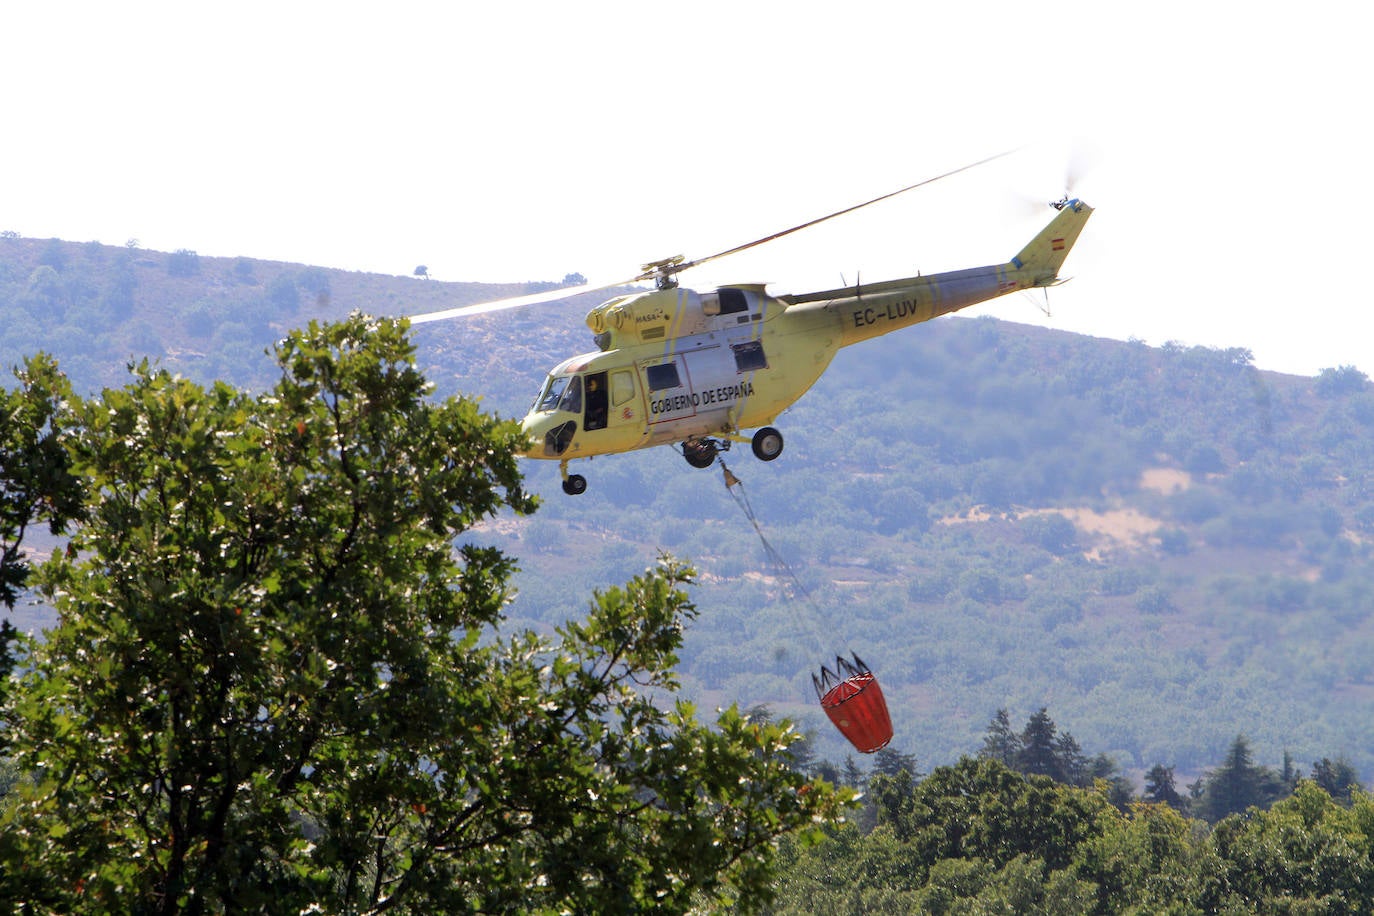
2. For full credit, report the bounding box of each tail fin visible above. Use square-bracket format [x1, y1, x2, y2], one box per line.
[1010, 199, 1093, 286]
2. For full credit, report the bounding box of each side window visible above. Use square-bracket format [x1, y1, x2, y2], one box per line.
[646, 362, 682, 392]
[732, 340, 767, 372]
[584, 371, 608, 431]
[610, 369, 635, 406]
[718, 288, 749, 315]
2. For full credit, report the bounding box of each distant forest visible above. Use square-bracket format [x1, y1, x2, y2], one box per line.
[4, 232, 1374, 791]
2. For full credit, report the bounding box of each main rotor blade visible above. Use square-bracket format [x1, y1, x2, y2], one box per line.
[671, 148, 1021, 276]
[406, 275, 640, 325]
[406, 148, 1021, 323]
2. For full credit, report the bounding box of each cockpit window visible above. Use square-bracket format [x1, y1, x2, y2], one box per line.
[536, 376, 569, 412]
[557, 375, 583, 414]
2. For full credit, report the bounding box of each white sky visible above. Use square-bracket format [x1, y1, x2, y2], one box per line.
[4, 2, 1370, 377]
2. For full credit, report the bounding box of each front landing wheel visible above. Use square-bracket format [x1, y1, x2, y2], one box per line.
[562, 474, 588, 496]
[751, 427, 784, 462]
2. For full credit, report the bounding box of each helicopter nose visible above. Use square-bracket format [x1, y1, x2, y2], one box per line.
[517, 418, 544, 458]
[519, 416, 574, 458]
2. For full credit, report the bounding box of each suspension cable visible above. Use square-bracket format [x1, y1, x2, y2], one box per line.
[720, 461, 830, 658]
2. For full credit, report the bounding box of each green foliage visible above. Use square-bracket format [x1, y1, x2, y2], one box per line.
[1020, 511, 1078, 555]
[1312, 756, 1362, 805]
[1143, 764, 1188, 812]
[0, 356, 85, 720]
[1205, 782, 1374, 912]
[0, 354, 83, 612]
[1315, 365, 1369, 398]
[267, 274, 299, 310]
[772, 759, 1374, 915]
[166, 248, 200, 278]
[1195, 735, 1289, 823]
[0, 316, 846, 913]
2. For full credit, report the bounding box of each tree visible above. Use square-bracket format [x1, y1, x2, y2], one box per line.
[413, 264, 429, 279]
[1315, 365, 1369, 398]
[1142, 763, 1188, 811]
[1311, 756, 1362, 805]
[167, 248, 200, 278]
[0, 355, 84, 723]
[979, 708, 1020, 767]
[1020, 512, 1078, 556]
[37, 238, 67, 272]
[1196, 734, 1286, 822]
[905, 757, 1116, 874]
[267, 274, 299, 310]
[1017, 708, 1065, 782]
[0, 355, 82, 608]
[0, 315, 845, 913]
[1205, 781, 1374, 912]
[871, 747, 920, 779]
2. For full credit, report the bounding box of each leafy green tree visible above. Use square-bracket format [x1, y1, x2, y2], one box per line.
[1020, 512, 1078, 556]
[267, 274, 299, 310]
[903, 757, 1116, 875]
[1204, 780, 1374, 911]
[0, 315, 845, 913]
[0, 355, 82, 609]
[37, 238, 67, 272]
[167, 248, 200, 278]
[1085, 752, 1136, 810]
[1073, 801, 1210, 914]
[1315, 365, 1369, 398]
[1311, 756, 1362, 805]
[0, 355, 84, 722]
[100, 266, 137, 320]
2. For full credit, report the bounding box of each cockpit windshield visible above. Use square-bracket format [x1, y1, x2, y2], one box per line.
[534, 374, 583, 415]
[536, 376, 569, 413]
[557, 376, 583, 414]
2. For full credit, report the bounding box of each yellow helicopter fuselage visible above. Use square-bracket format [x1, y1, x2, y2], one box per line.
[520, 199, 1091, 492]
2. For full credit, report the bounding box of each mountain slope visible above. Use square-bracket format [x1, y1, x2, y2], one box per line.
[4, 235, 1373, 784]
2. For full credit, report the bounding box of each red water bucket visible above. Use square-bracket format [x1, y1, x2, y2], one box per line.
[814, 654, 893, 754]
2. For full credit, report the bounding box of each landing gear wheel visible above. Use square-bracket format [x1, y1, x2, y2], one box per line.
[751, 426, 784, 462]
[562, 474, 587, 496]
[683, 439, 717, 469]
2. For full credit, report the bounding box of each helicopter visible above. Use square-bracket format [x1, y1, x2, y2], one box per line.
[409, 155, 1092, 495]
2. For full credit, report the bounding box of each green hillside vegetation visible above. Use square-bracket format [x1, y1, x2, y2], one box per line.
[4, 233, 1373, 788]
[6, 233, 1374, 909]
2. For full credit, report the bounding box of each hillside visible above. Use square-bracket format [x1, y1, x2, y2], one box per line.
[4, 234, 1374, 786]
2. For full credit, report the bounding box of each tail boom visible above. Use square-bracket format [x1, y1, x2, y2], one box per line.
[783, 200, 1092, 348]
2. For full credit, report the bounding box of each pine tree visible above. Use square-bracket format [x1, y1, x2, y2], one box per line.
[980, 708, 1020, 766]
[1198, 734, 1287, 822]
[1017, 708, 1064, 781]
[1144, 764, 1188, 811]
